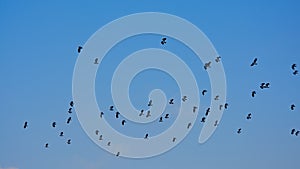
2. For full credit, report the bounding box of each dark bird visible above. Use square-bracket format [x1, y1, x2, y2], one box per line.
[292, 64, 297, 70]
[219, 105, 223, 110]
[172, 137, 176, 142]
[144, 133, 149, 139]
[260, 83, 265, 89]
[146, 111, 151, 118]
[296, 131, 300, 136]
[215, 56, 221, 62]
[107, 142, 111, 146]
[94, 58, 99, 64]
[182, 96, 187, 102]
[193, 106, 197, 113]
[201, 117, 206, 123]
[109, 106, 114, 111]
[60, 132, 64, 137]
[224, 103, 229, 109]
[293, 70, 298, 75]
[251, 91, 256, 97]
[202, 90, 207, 96]
[67, 117, 72, 124]
[237, 128, 242, 134]
[204, 62, 211, 70]
[139, 110, 144, 116]
[250, 58, 258, 66]
[214, 95, 219, 100]
[116, 112, 120, 118]
[159, 117, 163, 122]
[187, 123, 192, 129]
[78, 46, 83, 53]
[291, 104, 296, 110]
[45, 143, 49, 148]
[148, 100, 153, 106]
[70, 101, 74, 107]
[246, 113, 252, 120]
[205, 108, 210, 116]
[116, 152, 120, 157]
[121, 120, 126, 126]
[169, 99, 174, 104]
[95, 130, 99, 135]
[165, 114, 169, 119]
[291, 129, 296, 135]
[99, 135, 103, 140]
[68, 108, 72, 114]
[67, 139, 71, 145]
[52, 122, 56, 128]
[265, 83, 270, 88]
[23, 121, 28, 129]
[100, 112, 104, 118]
[214, 120, 218, 126]
[161, 37, 167, 45]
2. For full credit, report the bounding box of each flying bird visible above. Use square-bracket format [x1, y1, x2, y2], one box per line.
[146, 111, 151, 118]
[99, 135, 103, 140]
[68, 108, 72, 114]
[237, 128, 242, 134]
[165, 114, 169, 119]
[95, 130, 99, 135]
[148, 100, 153, 106]
[109, 106, 114, 111]
[246, 113, 252, 120]
[219, 105, 223, 110]
[45, 143, 49, 148]
[205, 108, 210, 116]
[159, 117, 163, 122]
[193, 106, 197, 113]
[204, 62, 212, 70]
[265, 83, 270, 88]
[182, 96, 187, 102]
[293, 70, 298, 75]
[260, 83, 265, 89]
[77, 46, 83, 53]
[169, 99, 174, 104]
[250, 58, 258, 66]
[67, 117, 72, 124]
[296, 131, 300, 136]
[67, 139, 71, 145]
[139, 110, 144, 116]
[100, 112, 104, 118]
[214, 120, 218, 126]
[215, 56, 221, 62]
[291, 104, 295, 110]
[251, 91, 256, 97]
[52, 122, 56, 128]
[60, 132, 64, 137]
[116, 152, 120, 157]
[201, 117, 206, 123]
[187, 123, 192, 129]
[291, 129, 296, 135]
[291, 64, 296, 70]
[172, 137, 176, 142]
[144, 133, 149, 139]
[214, 95, 219, 100]
[202, 90, 207, 96]
[70, 101, 74, 107]
[107, 142, 111, 146]
[224, 103, 229, 109]
[94, 58, 99, 64]
[23, 121, 28, 129]
[161, 37, 167, 45]
[121, 120, 126, 126]
[115, 112, 120, 118]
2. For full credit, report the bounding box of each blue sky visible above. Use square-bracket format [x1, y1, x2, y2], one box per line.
[1, 0, 300, 169]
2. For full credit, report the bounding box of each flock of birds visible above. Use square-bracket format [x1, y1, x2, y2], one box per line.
[23, 37, 299, 152]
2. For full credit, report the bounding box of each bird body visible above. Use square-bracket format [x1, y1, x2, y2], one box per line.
[292, 64, 297, 70]
[202, 90, 207, 96]
[121, 120, 126, 126]
[250, 58, 258, 66]
[251, 91, 256, 97]
[52, 122, 56, 128]
[204, 62, 211, 70]
[67, 117, 72, 124]
[77, 46, 83, 53]
[23, 121, 28, 129]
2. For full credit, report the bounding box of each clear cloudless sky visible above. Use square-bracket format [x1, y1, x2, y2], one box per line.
[1, 0, 300, 169]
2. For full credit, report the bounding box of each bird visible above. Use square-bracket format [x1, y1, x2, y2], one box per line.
[23, 121, 28, 129]
[201, 117, 206, 123]
[107, 142, 111, 146]
[169, 99, 174, 104]
[182, 96, 187, 102]
[237, 128, 242, 134]
[296, 131, 300, 136]
[260, 83, 265, 89]
[70, 101, 74, 107]
[251, 91, 256, 97]
[187, 123, 192, 129]
[205, 108, 210, 116]
[60, 132, 64, 137]
[214, 120, 218, 126]
[116, 152, 120, 157]
[204, 62, 211, 70]
[148, 100, 153, 106]
[291, 129, 296, 135]
[293, 70, 298, 75]
[193, 106, 197, 113]
[246, 113, 252, 120]
[99, 135, 103, 140]
[52, 122, 56, 128]
[224, 103, 229, 109]
[265, 83, 270, 88]
[121, 120, 126, 126]
[292, 64, 297, 70]
[250, 58, 258, 66]
[77, 46, 83, 53]
[215, 56, 221, 62]
[172, 137, 176, 142]
[165, 114, 169, 119]
[68, 108, 72, 114]
[146, 111, 151, 118]
[109, 106, 114, 111]
[139, 110, 144, 116]
[95, 130, 99, 135]
[67, 139, 71, 145]
[100, 112, 104, 118]
[67, 117, 72, 124]
[161, 37, 167, 45]
[115, 112, 120, 118]
[159, 117, 163, 122]
[291, 104, 295, 110]
[94, 58, 99, 64]
[219, 105, 223, 110]
[144, 133, 149, 139]
[214, 95, 219, 100]
[45, 143, 49, 148]
[202, 90, 207, 96]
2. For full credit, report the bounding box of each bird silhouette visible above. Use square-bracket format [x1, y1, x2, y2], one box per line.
[45, 143, 49, 148]
[116, 152, 120, 157]
[205, 108, 210, 116]
[70, 101, 74, 107]
[187, 123, 192, 129]
[77, 46, 83, 53]
[260, 83, 265, 89]
[165, 114, 169, 119]
[202, 90, 207, 96]
[94, 58, 99, 64]
[60, 132, 64, 137]
[292, 64, 297, 70]
[139, 110, 144, 116]
[293, 70, 298, 75]
[159, 117, 163, 122]
[224, 103, 229, 109]
[215, 56, 221, 62]
[204, 62, 211, 70]
[121, 120, 126, 126]
[214, 120, 218, 126]
[68, 108, 72, 114]
[296, 131, 300, 136]
[246, 113, 252, 120]
[52, 122, 56, 128]
[148, 100, 153, 106]
[95, 130, 99, 135]
[201, 117, 206, 123]
[169, 99, 174, 104]
[161, 37, 167, 45]
[109, 106, 114, 111]
[67, 117, 72, 124]
[182, 96, 187, 102]
[237, 128, 242, 134]
[172, 137, 176, 142]
[219, 105, 223, 110]
[291, 104, 295, 110]
[251, 91, 256, 97]
[99, 135, 103, 140]
[100, 112, 104, 118]
[146, 111, 151, 118]
[265, 83, 270, 88]
[67, 139, 71, 145]
[214, 95, 219, 100]
[291, 129, 296, 135]
[107, 142, 111, 146]
[23, 121, 28, 129]
[250, 58, 258, 66]
[193, 106, 197, 113]
[116, 112, 120, 118]
[144, 133, 149, 139]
